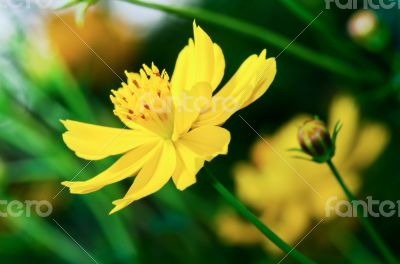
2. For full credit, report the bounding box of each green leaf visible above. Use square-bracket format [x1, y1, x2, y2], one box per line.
[75, 0, 100, 26]
[7, 213, 91, 263]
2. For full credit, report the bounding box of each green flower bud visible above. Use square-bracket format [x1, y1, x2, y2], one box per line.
[298, 119, 334, 163]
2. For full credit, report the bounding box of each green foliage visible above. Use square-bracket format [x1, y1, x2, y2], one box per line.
[0, 1, 399, 263]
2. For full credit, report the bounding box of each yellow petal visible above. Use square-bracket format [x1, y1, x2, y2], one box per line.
[179, 126, 230, 161]
[172, 82, 212, 140]
[328, 96, 358, 164]
[110, 140, 176, 213]
[61, 120, 158, 160]
[348, 123, 389, 169]
[260, 200, 310, 253]
[172, 142, 205, 190]
[170, 21, 225, 95]
[62, 141, 161, 194]
[233, 163, 266, 210]
[216, 212, 262, 245]
[194, 51, 276, 127]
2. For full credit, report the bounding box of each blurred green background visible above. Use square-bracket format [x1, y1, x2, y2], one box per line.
[0, 0, 399, 263]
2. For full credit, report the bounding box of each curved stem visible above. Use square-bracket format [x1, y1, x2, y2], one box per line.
[326, 160, 398, 264]
[120, 0, 382, 83]
[203, 168, 316, 264]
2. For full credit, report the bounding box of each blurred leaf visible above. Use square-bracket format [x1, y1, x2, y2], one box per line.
[55, 0, 100, 26]
[0, 90, 139, 263]
[7, 214, 91, 263]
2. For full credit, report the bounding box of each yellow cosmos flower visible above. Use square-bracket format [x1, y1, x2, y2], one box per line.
[61, 22, 277, 214]
[216, 96, 389, 252]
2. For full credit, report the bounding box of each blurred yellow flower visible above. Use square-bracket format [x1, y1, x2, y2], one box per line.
[48, 10, 140, 87]
[216, 96, 389, 252]
[61, 22, 276, 214]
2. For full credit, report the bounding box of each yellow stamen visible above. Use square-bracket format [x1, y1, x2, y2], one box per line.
[111, 63, 173, 138]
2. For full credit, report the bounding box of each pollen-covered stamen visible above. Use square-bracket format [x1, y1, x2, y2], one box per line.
[110, 63, 173, 137]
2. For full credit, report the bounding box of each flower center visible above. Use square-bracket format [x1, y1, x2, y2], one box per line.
[111, 63, 174, 138]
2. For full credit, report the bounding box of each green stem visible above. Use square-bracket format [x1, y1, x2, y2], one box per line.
[120, 0, 382, 83]
[326, 160, 398, 264]
[204, 168, 316, 264]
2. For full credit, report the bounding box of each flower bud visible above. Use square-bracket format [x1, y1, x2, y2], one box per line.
[347, 10, 389, 52]
[348, 10, 377, 39]
[298, 119, 334, 163]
